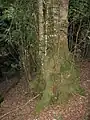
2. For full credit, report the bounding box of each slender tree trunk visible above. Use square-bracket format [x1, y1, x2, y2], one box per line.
[38, 0, 44, 65]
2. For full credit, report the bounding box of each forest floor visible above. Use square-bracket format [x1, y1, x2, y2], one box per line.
[0, 60, 90, 120]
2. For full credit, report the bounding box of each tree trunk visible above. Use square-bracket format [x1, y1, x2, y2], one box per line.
[38, 0, 45, 65]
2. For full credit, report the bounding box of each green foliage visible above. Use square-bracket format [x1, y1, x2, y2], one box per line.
[68, 0, 90, 58]
[0, 4, 20, 77]
[68, 0, 90, 21]
[14, 0, 39, 80]
[0, 0, 38, 78]
[3, 6, 15, 20]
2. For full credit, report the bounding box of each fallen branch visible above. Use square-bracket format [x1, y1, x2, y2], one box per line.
[0, 94, 40, 119]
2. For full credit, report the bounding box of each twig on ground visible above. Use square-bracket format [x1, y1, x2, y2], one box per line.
[0, 94, 40, 119]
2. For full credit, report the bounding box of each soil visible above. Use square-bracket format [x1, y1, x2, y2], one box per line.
[0, 77, 37, 120]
